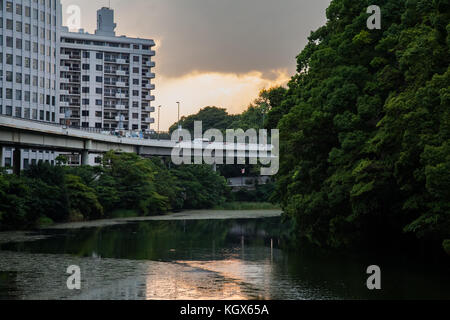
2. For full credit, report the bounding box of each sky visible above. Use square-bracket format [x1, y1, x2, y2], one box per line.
[61, 0, 331, 130]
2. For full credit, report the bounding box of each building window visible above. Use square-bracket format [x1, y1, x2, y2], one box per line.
[6, 2, 13, 13]
[6, 36, 13, 47]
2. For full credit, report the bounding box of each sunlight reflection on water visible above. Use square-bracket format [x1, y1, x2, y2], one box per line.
[0, 217, 448, 300]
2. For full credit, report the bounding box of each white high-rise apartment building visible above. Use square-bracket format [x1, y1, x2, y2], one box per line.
[59, 7, 156, 132]
[0, 0, 62, 167]
[1, 4, 156, 168]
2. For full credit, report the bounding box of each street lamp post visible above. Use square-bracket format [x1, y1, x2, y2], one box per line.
[176, 101, 181, 130]
[157, 105, 161, 140]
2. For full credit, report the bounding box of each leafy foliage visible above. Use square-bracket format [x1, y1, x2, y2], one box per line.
[168, 87, 287, 135]
[0, 153, 231, 230]
[267, 0, 450, 250]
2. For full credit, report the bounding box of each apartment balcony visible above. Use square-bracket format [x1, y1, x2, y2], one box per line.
[60, 78, 69, 83]
[60, 66, 70, 72]
[60, 90, 69, 95]
[60, 101, 69, 107]
[63, 55, 81, 61]
[116, 58, 128, 64]
[143, 95, 155, 101]
[144, 106, 155, 113]
[145, 61, 156, 67]
[115, 115, 128, 122]
[116, 105, 127, 111]
[143, 72, 156, 79]
[149, 50, 156, 56]
[116, 81, 127, 87]
[116, 93, 127, 99]
[66, 78, 80, 84]
[116, 70, 127, 76]
[143, 118, 155, 124]
[143, 83, 155, 90]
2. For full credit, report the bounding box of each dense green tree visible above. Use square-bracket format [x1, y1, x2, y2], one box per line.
[272, 0, 449, 251]
[169, 106, 238, 134]
[148, 157, 185, 211]
[231, 87, 287, 130]
[65, 174, 103, 220]
[24, 162, 70, 222]
[0, 173, 30, 229]
[100, 152, 167, 216]
[0, 151, 234, 230]
[171, 165, 229, 209]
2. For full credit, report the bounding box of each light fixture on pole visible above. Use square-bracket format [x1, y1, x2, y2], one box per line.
[157, 105, 162, 140]
[176, 101, 181, 130]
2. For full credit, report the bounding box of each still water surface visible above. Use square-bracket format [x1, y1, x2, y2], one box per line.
[0, 214, 449, 300]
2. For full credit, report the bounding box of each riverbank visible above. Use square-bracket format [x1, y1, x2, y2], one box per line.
[213, 202, 280, 210]
[45, 209, 283, 230]
[0, 209, 283, 245]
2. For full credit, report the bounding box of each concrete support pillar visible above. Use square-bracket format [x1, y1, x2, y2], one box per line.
[81, 139, 92, 166]
[13, 148, 21, 175]
[212, 163, 217, 172]
[81, 150, 89, 166]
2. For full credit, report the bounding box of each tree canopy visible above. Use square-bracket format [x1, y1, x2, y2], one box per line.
[266, 0, 449, 251]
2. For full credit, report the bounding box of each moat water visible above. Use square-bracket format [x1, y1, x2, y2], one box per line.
[0, 212, 449, 300]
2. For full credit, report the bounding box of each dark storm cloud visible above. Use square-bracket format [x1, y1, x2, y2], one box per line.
[64, 0, 331, 78]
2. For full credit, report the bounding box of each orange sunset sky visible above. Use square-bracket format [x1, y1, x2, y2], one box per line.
[61, 0, 330, 130]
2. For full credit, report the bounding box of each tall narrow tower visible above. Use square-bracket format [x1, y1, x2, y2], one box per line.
[95, 7, 117, 37]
